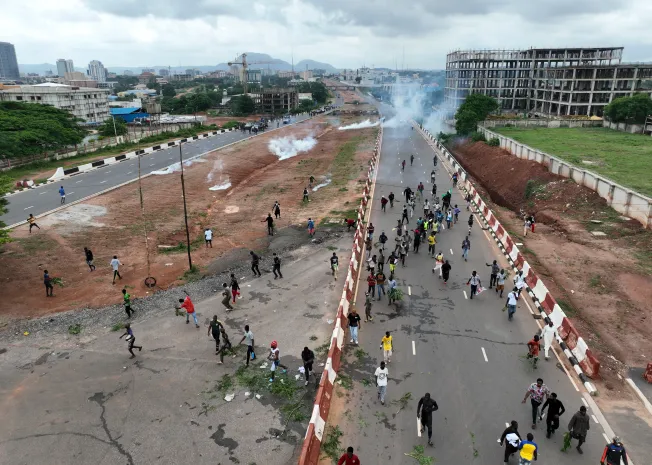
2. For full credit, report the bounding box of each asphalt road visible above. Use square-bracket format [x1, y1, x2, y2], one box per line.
[337, 121, 613, 464]
[0, 233, 352, 465]
[1, 114, 314, 227]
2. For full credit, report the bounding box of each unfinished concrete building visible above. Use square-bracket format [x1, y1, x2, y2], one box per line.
[251, 88, 298, 114]
[445, 47, 652, 117]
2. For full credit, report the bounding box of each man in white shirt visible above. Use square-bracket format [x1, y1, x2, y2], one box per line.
[514, 271, 526, 296]
[540, 321, 557, 360]
[506, 287, 519, 320]
[204, 228, 213, 248]
[110, 255, 122, 285]
[375, 361, 389, 405]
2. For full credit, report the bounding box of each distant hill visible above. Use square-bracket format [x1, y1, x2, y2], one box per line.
[19, 53, 339, 76]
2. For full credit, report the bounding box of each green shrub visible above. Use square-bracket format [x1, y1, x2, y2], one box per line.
[487, 137, 500, 147]
[470, 131, 486, 142]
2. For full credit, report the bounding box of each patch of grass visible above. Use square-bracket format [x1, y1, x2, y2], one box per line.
[391, 392, 412, 414]
[374, 411, 387, 420]
[354, 348, 368, 363]
[234, 365, 268, 393]
[68, 323, 82, 335]
[404, 445, 434, 465]
[494, 127, 652, 196]
[111, 322, 124, 332]
[280, 400, 308, 422]
[309, 335, 318, 341]
[358, 416, 369, 428]
[17, 235, 58, 254]
[338, 373, 353, 390]
[361, 379, 371, 387]
[314, 339, 331, 356]
[181, 265, 202, 282]
[159, 242, 187, 254]
[327, 245, 338, 251]
[320, 425, 344, 463]
[557, 299, 577, 317]
[332, 136, 363, 187]
[216, 374, 234, 392]
[470, 431, 479, 458]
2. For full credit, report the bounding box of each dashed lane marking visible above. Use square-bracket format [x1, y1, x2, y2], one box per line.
[450, 248, 453, 255]
[463, 291, 468, 299]
[481, 347, 488, 362]
[24, 206, 34, 210]
[408, 286, 412, 296]
[412, 341, 416, 355]
[592, 414, 599, 424]
[581, 398, 589, 408]
[417, 417, 421, 437]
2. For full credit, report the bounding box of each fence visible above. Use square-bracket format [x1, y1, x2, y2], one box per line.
[297, 127, 382, 465]
[602, 119, 652, 135]
[481, 119, 603, 129]
[476, 126, 652, 228]
[0, 123, 196, 171]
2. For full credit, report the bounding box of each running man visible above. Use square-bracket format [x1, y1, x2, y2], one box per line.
[27, 214, 40, 233]
[119, 323, 142, 358]
[518, 433, 538, 465]
[330, 252, 339, 279]
[388, 191, 395, 207]
[110, 255, 122, 284]
[208, 315, 225, 356]
[178, 292, 199, 328]
[380, 195, 388, 212]
[500, 421, 521, 464]
[59, 185, 66, 204]
[380, 331, 393, 363]
[238, 325, 255, 366]
[506, 287, 519, 321]
[522, 377, 550, 429]
[467, 271, 481, 299]
[486, 260, 500, 288]
[272, 253, 283, 279]
[441, 260, 451, 284]
[84, 247, 96, 271]
[262, 214, 274, 236]
[216, 326, 232, 364]
[461, 236, 471, 261]
[307, 217, 316, 237]
[122, 288, 134, 318]
[204, 227, 213, 247]
[540, 392, 565, 438]
[230, 274, 240, 303]
[496, 269, 507, 297]
[526, 334, 541, 369]
[221, 283, 233, 310]
[250, 251, 261, 276]
[540, 320, 557, 360]
[417, 393, 438, 446]
[301, 346, 315, 386]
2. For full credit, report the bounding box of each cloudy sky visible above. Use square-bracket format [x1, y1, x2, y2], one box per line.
[3, 0, 652, 69]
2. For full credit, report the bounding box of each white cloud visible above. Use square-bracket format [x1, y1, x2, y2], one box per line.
[2, 0, 652, 69]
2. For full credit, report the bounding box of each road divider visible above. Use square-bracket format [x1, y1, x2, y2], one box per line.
[415, 123, 600, 394]
[298, 126, 382, 465]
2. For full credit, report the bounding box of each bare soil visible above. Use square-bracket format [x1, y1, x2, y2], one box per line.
[449, 140, 652, 393]
[0, 113, 378, 320]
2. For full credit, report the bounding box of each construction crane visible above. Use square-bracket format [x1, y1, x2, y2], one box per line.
[227, 53, 278, 95]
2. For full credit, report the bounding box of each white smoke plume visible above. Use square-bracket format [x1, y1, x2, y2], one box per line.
[209, 181, 232, 191]
[207, 159, 224, 183]
[151, 158, 204, 175]
[268, 136, 317, 160]
[338, 119, 379, 131]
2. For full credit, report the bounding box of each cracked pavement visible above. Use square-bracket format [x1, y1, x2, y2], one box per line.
[0, 237, 351, 465]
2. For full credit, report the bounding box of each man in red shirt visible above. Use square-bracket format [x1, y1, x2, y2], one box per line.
[178, 292, 199, 328]
[338, 447, 360, 465]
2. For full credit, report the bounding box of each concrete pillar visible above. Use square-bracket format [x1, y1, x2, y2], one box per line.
[630, 67, 638, 97]
[609, 67, 617, 103]
[588, 68, 597, 116]
[567, 68, 576, 116]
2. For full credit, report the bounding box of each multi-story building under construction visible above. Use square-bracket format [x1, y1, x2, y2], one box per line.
[250, 88, 298, 114]
[445, 47, 652, 117]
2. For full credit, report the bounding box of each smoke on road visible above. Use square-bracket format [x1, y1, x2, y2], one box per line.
[268, 135, 317, 160]
[338, 119, 379, 130]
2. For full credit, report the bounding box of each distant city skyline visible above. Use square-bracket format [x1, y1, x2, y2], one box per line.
[2, 0, 652, 70]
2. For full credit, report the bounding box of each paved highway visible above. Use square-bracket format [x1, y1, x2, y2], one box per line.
[338, 121, 612, 464]
[1, 113, 314, 227]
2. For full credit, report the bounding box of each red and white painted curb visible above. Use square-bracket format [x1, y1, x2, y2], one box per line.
[298, 128, 382, 465]
[416, 124, 599, 394]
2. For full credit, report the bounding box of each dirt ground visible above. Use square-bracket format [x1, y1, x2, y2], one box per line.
[0, 111, 378, 320]
[449, 140, 652, 392]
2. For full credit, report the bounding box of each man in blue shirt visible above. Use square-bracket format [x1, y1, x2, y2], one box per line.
[59, 186, 66, 204]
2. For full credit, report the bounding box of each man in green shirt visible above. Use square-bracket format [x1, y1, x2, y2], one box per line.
[122, 288, 134, 318]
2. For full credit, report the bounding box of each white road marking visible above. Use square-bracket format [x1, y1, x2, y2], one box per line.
[412, 341, 416, 355]
[408, 286, 412, 296]
[100, 180, 107, 184]
[450, 248, 453, 255]
[463, 291, 468, 299]
[24, 206, 34, 210]
[126, 171, 132, 174]
[76, 180, 82, 183]
[105, 171, 111, 173]
[524, 299, 534, 315]
[68, 192, 74, 195]
[591, 414, 599, 424]
[150, 163, 156, 166]
[39, 191, 46, 195]
[602, 433, 611, 443]
[416, 417, 422, 437]
[481, 347, 488, 362]
[581, 398, 589, 408]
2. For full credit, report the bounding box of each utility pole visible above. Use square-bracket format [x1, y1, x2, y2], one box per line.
[179, 143, 193, 271]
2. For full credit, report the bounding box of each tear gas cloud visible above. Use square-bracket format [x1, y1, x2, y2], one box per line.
[268, 136, 317, 160]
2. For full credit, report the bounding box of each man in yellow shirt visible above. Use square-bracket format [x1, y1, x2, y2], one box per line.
[518, 432, 538, 464]
[427, 232, 436, 256]
[380, 331, 393, 363]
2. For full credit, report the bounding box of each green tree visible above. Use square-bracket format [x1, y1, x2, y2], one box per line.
[0, 102, 86, 159]
[231, 95, 256, 116]
[98, 116, 127, 137]
[604, 93, 652, 124]
[161, 84, 176, 98]
[454, 93, 499, 135]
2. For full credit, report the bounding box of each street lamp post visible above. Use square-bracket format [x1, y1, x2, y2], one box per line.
[179, 143, 193, 271]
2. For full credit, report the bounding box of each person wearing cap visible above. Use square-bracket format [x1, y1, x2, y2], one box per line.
[601, 436, 628, 465]
[267, 340, 287, 382]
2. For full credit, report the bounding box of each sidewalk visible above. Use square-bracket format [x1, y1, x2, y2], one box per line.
[0, 234, 352, 465]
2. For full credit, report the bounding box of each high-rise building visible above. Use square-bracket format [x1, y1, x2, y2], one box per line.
[56, 59, 74, 77]
[159, 68, 169, 77]
[87, 60, 107, 82]
[0, 41, 20, 80]
[445, 46, 652, 117]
